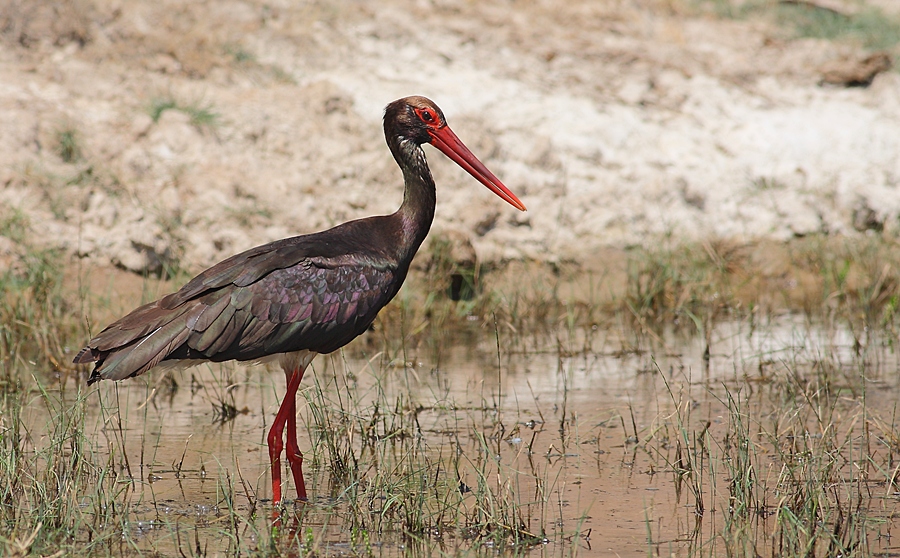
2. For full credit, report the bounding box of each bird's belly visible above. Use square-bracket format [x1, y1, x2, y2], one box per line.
[154, 350, 317, 375]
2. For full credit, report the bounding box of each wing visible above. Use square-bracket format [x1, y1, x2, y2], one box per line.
[181, 258, 400, 360]
[75, 252, 401, 384]
[158, 218, 395, 309]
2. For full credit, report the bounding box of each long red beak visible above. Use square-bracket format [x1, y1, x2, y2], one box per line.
[428, 125, 526, 211]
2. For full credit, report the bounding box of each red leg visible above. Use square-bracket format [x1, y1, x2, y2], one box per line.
[267, 365, 305, 505]
[285, 388, 308, 501]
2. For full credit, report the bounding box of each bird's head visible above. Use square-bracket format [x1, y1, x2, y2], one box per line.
[384, 95, 447, 146]
[384, 96, 526, 211]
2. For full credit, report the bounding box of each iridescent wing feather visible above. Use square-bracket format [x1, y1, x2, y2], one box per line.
[75, 236, 400, 384]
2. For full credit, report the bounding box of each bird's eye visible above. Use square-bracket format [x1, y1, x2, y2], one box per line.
[416, 108, 436, 124]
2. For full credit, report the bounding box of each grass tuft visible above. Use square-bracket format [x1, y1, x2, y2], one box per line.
[54, 126, 82, 164]
[149, 96, 219, 129]
[0, 247, 81, 382]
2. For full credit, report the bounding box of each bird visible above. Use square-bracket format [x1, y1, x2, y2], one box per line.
[74, 96, 526, 506]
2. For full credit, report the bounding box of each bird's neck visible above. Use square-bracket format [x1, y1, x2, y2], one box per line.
[393, 142, 436, 262]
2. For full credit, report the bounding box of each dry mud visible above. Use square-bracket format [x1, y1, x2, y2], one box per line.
[1, 0, 899, 274]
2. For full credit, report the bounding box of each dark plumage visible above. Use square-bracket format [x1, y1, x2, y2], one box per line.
[74, 96, 526, 506]
[76, 221, 403, 382]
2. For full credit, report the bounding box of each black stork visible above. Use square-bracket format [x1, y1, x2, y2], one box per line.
[74, 96, 526, 505]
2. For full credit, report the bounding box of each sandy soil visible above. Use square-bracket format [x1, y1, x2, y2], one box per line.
[1, 0, 898, 275]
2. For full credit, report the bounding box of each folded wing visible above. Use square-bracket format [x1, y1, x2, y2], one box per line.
[75, 244, 398, 384]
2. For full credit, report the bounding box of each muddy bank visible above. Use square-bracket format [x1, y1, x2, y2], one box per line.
[1, 0, 899, 276]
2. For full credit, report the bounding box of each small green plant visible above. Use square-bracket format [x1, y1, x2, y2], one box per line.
[149, 98, 178, 122]
[54, 127, 82, 163]
[224, 43, 256, 63]
[182, 103, 219, 128]
[0, 208, 29, 244]
[149, 96, 219, 129]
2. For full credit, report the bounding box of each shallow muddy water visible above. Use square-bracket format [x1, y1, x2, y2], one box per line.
[22, 317, 900, 556]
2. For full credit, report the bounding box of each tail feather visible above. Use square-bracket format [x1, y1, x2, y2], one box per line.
[76, 288, 239, 384]
[90, 300, 184, 351]
[76, 301, 198, 383]
[96, 320, 193, 381]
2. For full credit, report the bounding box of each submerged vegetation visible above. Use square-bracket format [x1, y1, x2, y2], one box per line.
[1, 232, 900, 556]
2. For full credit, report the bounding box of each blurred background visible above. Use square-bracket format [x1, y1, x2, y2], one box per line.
[1, 0, 898, 276]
